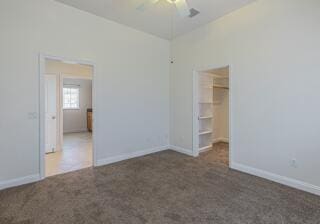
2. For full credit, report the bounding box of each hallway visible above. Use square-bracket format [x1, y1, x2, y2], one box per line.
[45, 132, 92, 177]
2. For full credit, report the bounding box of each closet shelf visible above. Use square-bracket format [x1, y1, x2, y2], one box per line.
[213, 85, 229, 89]
[199, 130, 212, 135]
[199, 145, 212, 152]
[199, 116, 213, 119]
[201, 86, 213, 89]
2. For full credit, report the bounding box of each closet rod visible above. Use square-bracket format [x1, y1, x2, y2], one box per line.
[64, 84, 81, 87]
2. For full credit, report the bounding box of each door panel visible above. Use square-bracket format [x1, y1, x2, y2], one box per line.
[45, 74, 57, 153]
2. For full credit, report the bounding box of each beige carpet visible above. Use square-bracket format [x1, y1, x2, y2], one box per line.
[1, 150, 320, 224]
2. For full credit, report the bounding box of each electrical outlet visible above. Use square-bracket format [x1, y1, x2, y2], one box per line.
[290, 159, 298, 168]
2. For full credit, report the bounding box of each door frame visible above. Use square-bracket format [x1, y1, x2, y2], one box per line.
[39, 54, 98, 179]
[192, 65, 233, 168]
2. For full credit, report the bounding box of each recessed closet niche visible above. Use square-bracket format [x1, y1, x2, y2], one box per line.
[197, 67, 229, 166]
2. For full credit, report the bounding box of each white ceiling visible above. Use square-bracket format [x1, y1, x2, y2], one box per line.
[55, 0, 256, 40]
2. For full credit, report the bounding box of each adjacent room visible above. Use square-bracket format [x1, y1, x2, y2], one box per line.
[1, 0, 320, 223]
[44, 59, 93, 177]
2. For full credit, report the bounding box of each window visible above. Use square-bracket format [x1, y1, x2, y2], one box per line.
[63, 87, 80, 109]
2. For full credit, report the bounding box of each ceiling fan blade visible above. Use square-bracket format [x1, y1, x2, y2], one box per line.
[175, 0, 190, 17]
[136, 0, 160, 11]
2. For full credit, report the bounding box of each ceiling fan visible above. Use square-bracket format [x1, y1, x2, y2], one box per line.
[137, 0, 192, 18]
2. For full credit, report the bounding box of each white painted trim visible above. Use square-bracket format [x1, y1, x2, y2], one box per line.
[39, 55, 46, 179]
[228, 65, 234, 167]
[170, 145, 195, 157]
[199, 145, 212, 153]
[39, 53, 98, 179]
[59, 73, 64, 149]
[0, 174, 41, 191]
[97, 145, 169, 166]
[62, 74, 93, 80]
[192, 70, 200, 157]
[231, 162, 320, 196]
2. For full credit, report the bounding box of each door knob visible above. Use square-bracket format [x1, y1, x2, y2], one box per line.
[52, 116, 56, 120]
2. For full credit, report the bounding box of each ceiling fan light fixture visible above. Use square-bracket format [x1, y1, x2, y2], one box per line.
[166, 0, 177, 4]
[138, 0, 193, 18]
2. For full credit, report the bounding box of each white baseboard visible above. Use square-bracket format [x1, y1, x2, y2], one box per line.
[0, 174, 41, 191]
[231, 162, 320, 196]
[169, 145, 195, 157]
[96, 145, 169, 166]
[213, 137, 229, 144]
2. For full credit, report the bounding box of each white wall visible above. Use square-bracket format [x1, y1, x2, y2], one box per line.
[46, 60, 93, 78]
[212, 87, 229, 142]
[212, 76, 229, 141]
[218, 91, 229, 140]
[0, 0, 170, 187]
[170, 0, 320, 194]
[63, 78, 92, 133]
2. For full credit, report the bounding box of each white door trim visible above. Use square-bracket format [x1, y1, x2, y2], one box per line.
[192, 70, 200, 157]
[39, 54, 98, 179]
[192, 65, 233, 168]
[62, 74, 93, 80]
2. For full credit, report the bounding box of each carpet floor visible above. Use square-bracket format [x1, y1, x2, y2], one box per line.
[1, 150, 320, 224]
[199, 142, 229, 166]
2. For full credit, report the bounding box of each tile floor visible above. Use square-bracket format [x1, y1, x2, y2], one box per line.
[45, 132, 92, 177]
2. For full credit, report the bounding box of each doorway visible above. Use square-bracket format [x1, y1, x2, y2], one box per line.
[40, 55, 96, 178]
[193, 66, 231, 166]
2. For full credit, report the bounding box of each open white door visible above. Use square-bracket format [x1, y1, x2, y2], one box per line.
[45, 74, 57, 153]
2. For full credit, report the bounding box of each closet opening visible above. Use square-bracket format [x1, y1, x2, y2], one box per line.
[193, 66, 230, 166]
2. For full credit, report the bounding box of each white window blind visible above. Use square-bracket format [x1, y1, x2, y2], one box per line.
[63, 86, 80, 109]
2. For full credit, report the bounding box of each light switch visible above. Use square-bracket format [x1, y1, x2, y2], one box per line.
[28, 112, 38, 119]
